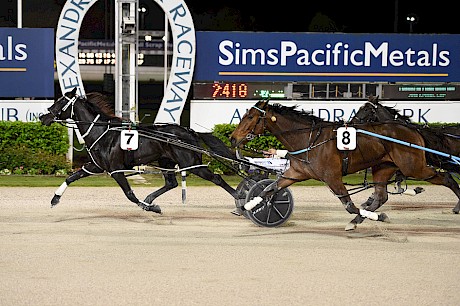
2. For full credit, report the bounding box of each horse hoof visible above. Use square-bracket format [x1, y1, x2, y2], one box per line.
[231, 208, 243, 216]
[378, 213, 390, 223]
[144, 204, 162, 214]
[345, 223, 357, 231]
[51, 195, 61, 207]
[452, 209, 459, 214]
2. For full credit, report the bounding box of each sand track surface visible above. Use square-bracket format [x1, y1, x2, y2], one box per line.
[1, 185, 459, 305]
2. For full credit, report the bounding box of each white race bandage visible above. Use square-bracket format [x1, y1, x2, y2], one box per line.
[359, 209, 379, 221]
[403, 189, 417, 196]
[55, 182, 68, 196]
[244, 196, 263, 211]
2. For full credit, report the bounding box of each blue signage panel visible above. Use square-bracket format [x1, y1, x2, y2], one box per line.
[195, 31, 460, 83]
[0, 28, 54, 97]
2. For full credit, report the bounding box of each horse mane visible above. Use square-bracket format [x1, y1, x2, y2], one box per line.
[85, 92, 121, 121]
[269, 103, 326, 124]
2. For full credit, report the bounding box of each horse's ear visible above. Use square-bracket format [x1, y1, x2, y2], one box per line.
[67, 87, 77, 97]
[258, 99, 269, 110]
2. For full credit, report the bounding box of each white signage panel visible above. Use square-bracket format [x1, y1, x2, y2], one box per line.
[190, 99, 460, 132]
[0, 100, 53, 122]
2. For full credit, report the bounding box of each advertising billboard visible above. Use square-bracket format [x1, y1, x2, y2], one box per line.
[195, 32, 460, 83]
[0, 28, 54, 97]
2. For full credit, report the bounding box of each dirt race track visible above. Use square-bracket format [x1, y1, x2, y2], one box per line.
[1, 184, 460, 306]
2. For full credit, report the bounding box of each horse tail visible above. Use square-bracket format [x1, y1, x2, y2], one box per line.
[197, 132, 235, 159]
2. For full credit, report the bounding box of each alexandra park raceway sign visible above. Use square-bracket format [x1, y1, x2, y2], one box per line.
[0, 28, 54, 121]
[55, 0, 195, 124]
[190, 31, 460, 132]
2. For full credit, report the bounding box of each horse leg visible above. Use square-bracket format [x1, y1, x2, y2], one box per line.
[51, 163, 102, 207]
[424, 171, 460, 214]
[401, 164, 460, 213]
[347, 166, 395, 230]
[110, 171, 162, 214]
[190, 167, 238, 198]
[187, 167, 243, 214]
[144, 170, 178, 204]
[313, 174, 388, 231]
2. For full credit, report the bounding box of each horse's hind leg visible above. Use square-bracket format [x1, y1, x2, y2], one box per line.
[425, 171, 460, 214]
[144, 170, 178, 204]
[188, 167, 242, 214]
[110, 171, 162, 214]
[51, 163, 102, 207]
[189, 167, 238, 199]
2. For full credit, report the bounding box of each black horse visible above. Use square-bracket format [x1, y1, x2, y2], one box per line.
[39, 88, 241, 214]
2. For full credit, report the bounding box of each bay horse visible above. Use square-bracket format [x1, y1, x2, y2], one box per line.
[353, 96, 460, 174]
[353, 96, 460, 214]
[230, 100, 460, 230]
[39, 88, 241, 214]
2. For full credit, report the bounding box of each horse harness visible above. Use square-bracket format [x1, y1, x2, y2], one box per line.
[249, 105, 351, 176]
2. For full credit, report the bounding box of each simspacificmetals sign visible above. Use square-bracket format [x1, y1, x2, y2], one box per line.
[0, 28, 54, 97]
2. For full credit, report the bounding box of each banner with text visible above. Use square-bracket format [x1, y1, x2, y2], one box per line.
[195, 32, 460, 83]
[0, 28, 54, 97]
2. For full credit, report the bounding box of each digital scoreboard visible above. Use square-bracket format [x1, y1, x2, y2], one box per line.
[193, 82, 286, 99]
[383, 84, 460, 100]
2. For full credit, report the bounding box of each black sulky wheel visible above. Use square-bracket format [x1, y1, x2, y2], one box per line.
[235, 174, 269, 218]
[245, 178, 294, 227]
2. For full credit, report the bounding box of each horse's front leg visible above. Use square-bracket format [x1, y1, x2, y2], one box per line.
[347, 182, 390, 230]
[326, 179, 389, 231]
[347, 165, 395, 230]
[110, 171, 162, 214]
[51, 163, 102, 207]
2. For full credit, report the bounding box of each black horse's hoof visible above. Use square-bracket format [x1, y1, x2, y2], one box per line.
[143, 204, 162, 214]
[452, 209, 459, 214]
[51, 195, 61, 207]
[231, 208, 243, 216]
[378, 212, 390, 222]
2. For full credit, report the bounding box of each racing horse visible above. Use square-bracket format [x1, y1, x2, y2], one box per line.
[230, 100, 460, 230]
[353, 96, 460, 174]
[39, 88, 240, 214]
[353, 96, 460, 214]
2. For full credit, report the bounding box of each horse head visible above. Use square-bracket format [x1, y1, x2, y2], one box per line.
[352, 95, 401, 123]
[39, 87, 79, 126]
[230, 99, 269, 148]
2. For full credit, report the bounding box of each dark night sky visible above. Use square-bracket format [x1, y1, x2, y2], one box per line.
[1, 0, 458, 35]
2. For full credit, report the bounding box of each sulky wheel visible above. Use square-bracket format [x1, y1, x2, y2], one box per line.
[245, 178, 294, 227]
[235, 174, 269, 218]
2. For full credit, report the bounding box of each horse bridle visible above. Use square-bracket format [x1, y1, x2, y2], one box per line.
[48, 94, 78, 120]
[353, 101, 377, 123]
[245, 105, 267, 140]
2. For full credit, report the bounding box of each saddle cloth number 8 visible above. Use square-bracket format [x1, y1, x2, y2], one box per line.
[337, 127, 356, 150]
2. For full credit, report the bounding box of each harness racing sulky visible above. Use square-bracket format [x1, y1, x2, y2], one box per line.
[230, 99, 460, 231]
[39, 89, 294, 227]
